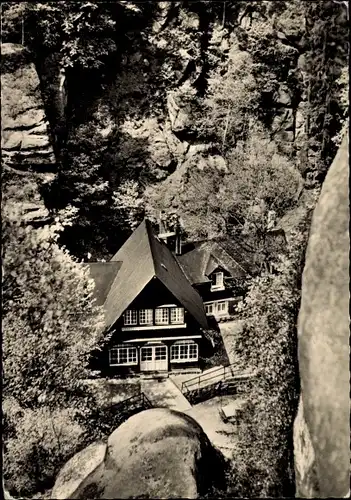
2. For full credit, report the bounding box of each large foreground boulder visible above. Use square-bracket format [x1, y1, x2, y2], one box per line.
[294, 133, 349, 497]
[52, 408, 226, 499]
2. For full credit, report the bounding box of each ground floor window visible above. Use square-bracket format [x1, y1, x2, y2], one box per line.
[205, 303, 213, 314]
[217, 301, 228, 313]
[171, 340, 198, 362]
[205, 300, 228, 315]
[109, 345, 138, 366]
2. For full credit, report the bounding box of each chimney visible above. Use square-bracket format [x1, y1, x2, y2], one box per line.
[174, 218, 182, 256]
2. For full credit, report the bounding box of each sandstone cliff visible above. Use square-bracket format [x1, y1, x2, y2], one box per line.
[294, 132, 349, 497]
[1, 43, 56, 171]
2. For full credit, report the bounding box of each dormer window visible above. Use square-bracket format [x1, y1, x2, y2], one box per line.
[211, 271, 224, 291]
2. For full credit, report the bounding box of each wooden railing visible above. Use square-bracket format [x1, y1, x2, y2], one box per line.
[181, 363, 242, 393]
[92, 392, 153, 437]
[181, 364, 257, 405]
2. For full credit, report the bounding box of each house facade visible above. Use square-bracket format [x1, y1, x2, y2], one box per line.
[87, 220, 208, 375]
[177, 239, 256, 321]
[87, 219, 256, 375]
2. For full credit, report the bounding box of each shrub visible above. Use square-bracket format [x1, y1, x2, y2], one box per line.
[3, 402, 84, 497]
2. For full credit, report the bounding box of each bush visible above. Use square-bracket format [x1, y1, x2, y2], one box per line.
[3, 401, 84, 497]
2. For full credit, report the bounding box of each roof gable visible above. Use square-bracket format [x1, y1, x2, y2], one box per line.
[148, 225, 208, 329]
[178, 238, 255, 284]
[103, 220, 208, 330]
[84, 262, 121, 306]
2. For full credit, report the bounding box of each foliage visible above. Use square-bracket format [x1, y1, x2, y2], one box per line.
[145, 125, 301, 242]
[2, 194, 105, 408]
[199, 44, 260, 151]
[302, 0, 349, 172]
[229, 220, 312, 497]
[112, 180, 145, 232]
[3, 400, 84, 497]
[2, 179, 106, 495]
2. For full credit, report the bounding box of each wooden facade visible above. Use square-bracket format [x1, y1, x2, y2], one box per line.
[99, 278, 204, 375]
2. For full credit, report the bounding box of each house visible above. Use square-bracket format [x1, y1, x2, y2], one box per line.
[87, 220, 208, 375]
[177, 238, 259, 321]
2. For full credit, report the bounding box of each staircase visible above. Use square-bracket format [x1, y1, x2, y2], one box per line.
[181, 364, 257, 405]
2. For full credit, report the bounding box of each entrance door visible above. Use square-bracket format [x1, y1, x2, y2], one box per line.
[140, 344, 168, 372]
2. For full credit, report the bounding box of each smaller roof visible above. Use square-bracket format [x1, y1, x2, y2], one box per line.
[178, 236, 259, 285]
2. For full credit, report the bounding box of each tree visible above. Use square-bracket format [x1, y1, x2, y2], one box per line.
[145, 124, 302, 243]
[2, 177, 106, 495]
[230, 211, 316, 497]
[2, 196, 105, 409]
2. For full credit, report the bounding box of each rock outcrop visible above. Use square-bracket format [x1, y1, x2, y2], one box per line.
[1, 43, 56, 171]
[294, 132, 349, 497]
[52, 408, 226, 499]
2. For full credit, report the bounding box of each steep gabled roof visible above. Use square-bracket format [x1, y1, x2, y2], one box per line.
[103, 220, 208, 330]
[85, 262, 122, 306]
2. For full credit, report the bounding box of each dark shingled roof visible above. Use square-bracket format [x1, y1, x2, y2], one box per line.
[103, 220, 208, 330]
[178, 236, 260, 285]
[85, 262, 122, 306]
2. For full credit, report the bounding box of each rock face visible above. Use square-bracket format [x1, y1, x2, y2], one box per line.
[1, 43, 56, 170]
[51, 442, 106, 500]
[52, 408, 226, 499]
[294, 132, 349, 497]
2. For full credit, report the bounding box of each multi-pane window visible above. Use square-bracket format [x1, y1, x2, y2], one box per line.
[155, 307, 169, 325]
[109, 345, 137, 365]
[124, 309, 138, 326]
[123, 307, 185, 326]
[171, 341, 198, 362]
[170, 307, 184, 324]
[139, 309, 153, 325]
[141, 347, 153, 361]
[211, 271, 224, 290]
[205, 303, 213, 314]
[217, 301, 227, 313]
[154, 345, 167, 360]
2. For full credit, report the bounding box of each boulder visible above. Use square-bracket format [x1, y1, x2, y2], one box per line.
[167, 91, 193, 134]
[51, 442, 106, 500]
[1, 43, 56, 169]
[294, 132, 349, 497]
[57, 408, 225, 499]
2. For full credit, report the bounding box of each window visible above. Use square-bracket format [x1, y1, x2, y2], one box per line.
[211, 271, 224, 289]
[141, 347, 153, 361]
[109, 345, 137, 366]
[139, 309, 153, 325]
[205, 303, 213, 315]
[217, 301, 228, 313]
[154, 345, 167, 360]
[124, 309, 138, 326]
[171, 341, 198, 362]
[170, 307, 184, 324]
[155, 307, 169, 325]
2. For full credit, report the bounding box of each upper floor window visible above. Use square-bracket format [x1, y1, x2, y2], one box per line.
[139, 309, 153, 325]
[123, 306, 185, 326]
[124, 309, 138, 326]
[211, 271, 224, 290]
[170, 307, 184, 324]
[155, 307, 169, 325]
